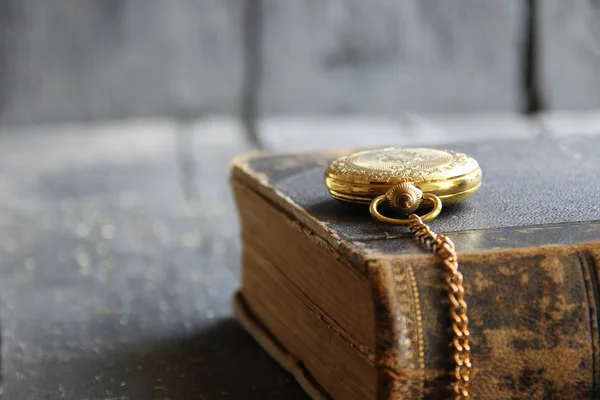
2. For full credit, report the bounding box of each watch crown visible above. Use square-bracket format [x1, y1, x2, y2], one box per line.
[385, 183, 423, 215]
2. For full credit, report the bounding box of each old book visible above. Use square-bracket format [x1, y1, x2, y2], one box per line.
[230, 134, 600, 400]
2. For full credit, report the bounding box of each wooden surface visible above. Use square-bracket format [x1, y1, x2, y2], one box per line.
[0, 0, 244, 124]
[2, 0, 600, 125]
[538, 0, 600, 110]
[259, 0, 524, 114]
[258, 113, 539, 150]
[0, 114, 597, 399]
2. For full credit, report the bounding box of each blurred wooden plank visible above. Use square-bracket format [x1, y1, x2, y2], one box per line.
[0, 1, 15, 118]
[537, 111, 600, 136]
[0, 0, 244, 124]
[402, 113, 540, 144]
[0, 118, 307, 399]
[257, 116, 405, 151]
[258, 114, 540, 151]
[258, 1, 526, 115]
[538, 0, 600, 109]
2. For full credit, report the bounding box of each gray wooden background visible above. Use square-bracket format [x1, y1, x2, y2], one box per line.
[0, 0, 599, 127]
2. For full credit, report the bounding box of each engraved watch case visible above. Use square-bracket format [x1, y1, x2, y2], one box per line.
[324, 147, 482, 205]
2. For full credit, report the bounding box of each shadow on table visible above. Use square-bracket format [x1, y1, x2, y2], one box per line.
[114, 318, 309, 400]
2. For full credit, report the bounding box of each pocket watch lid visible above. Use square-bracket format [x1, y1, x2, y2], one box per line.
[324, 147, 482, 204]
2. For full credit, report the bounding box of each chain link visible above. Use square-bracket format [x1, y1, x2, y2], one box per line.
[408, 214, 472, 400]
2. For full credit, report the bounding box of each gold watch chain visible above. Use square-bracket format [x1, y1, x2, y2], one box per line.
[408, 214, 472, 400]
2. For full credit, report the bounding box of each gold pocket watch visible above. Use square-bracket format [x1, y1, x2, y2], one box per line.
[324, 147, 481, 400]
[324, 147, 481, 224]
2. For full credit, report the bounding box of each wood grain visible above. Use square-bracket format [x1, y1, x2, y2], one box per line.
[537, 111, 600, 136]
[257, 114, 540, 151]
[538, 0, 600, 109]
[0, 119, 312, 399]
[3, 1, 600, 124]
[0, 0, 244, 124]
[258, 0, 526, 115]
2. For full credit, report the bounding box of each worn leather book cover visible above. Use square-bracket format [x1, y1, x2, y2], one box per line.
[230, 134, 600, 399]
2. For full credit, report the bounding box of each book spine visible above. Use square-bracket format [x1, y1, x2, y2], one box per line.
[369, 244, 600, 400]
[369, 259, 425, 399]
